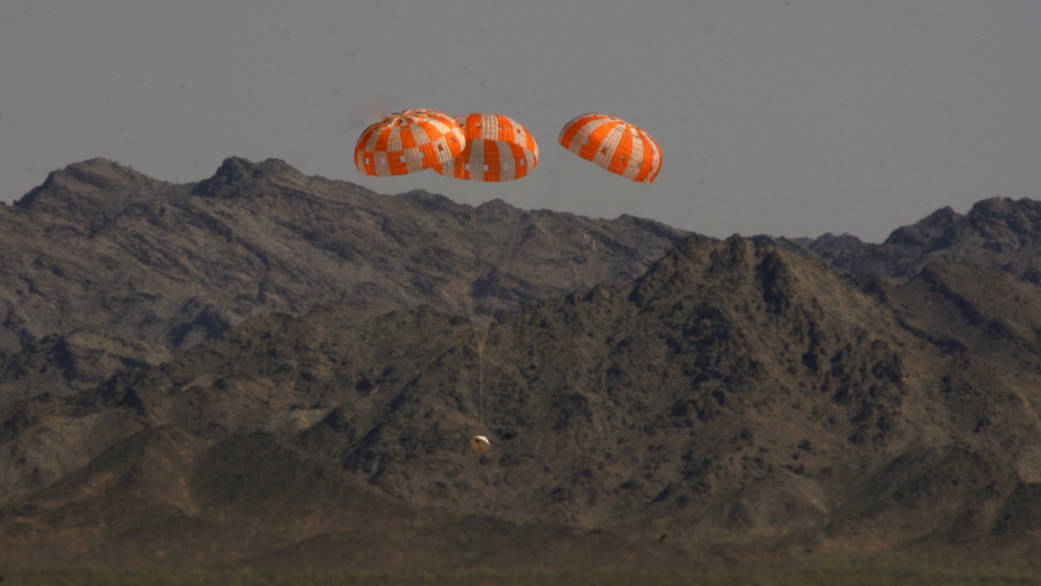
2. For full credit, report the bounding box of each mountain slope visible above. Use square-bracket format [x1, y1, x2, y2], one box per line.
[0, 157, 686, 405]
[5, 235, 1040, 567]
[804, 197, 1041, 281]
[4, 158, 1041, 569]
[796, 197, 1041, 371]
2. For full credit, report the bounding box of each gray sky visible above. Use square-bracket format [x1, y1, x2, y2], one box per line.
[1, 0, 1038, 241]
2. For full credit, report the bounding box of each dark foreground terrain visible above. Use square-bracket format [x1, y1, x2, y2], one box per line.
[1, 158, 1040, 574]
[4, 553, 1041, 586]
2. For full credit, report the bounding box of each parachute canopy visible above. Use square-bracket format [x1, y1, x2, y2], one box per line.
[354, 109, 465, 176]
[558, 113, 662, 183]
[470, 434, 492, 452]
[434, 113, 539, 181]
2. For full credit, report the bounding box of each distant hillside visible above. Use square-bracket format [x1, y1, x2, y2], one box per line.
[794, 197, 1041, 371]
[800, 197, 1041, 281]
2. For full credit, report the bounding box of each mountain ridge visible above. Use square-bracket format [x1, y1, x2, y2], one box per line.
[0, 156, 687, 400]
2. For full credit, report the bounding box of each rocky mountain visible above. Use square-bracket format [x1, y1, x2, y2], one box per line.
[0, 157, 685, 407]
[3, 234, 1041, 569]
[1, 160, 1040, 570]
[792, 197, 1041, 374]
[799, 197, 1041, 282]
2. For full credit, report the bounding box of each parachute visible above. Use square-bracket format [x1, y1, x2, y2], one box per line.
[354, 109, 466, 176]
[434, 113, 539, 181]
[558, 113, 662, 183]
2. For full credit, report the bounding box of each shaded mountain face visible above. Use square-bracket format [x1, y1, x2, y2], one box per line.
[3, 233, 1041, 568]
[803, 197, 1041, 281]
[793, 197, 1041, 373]
[0, 157, 686, 405]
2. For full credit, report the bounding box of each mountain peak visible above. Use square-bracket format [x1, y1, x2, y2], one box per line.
[57, 158, 153, 188]
[968, 196, 1023, 217]
[218, 156, 299, 179]
[884, 206, 961, 247]
[15, 158, 158, 212]
[66, 157, 124, 173]
[965, 196, 1041, 236]
[192, 157, 305, 199]
[396, 189, 457, 210]
[883, 196, 1041, 252]
[474, 198, 519, 222]
[812, 232, 863, 249]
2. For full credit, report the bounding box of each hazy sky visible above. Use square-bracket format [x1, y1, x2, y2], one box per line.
[1, 1, 1038, 241]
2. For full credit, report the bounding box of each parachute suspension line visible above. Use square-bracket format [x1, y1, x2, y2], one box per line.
[468, 229, 499, 429]
[637, 179, 651, 219]
[472, 325, 488, 426]
[471, 207, 515, 429]
[474, 216, 511, 428]
[621, 177, 651, 232]
[479, 337, 484, 425]
[463, 270, 484, 428]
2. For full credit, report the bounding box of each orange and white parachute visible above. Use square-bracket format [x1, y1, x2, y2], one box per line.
[354, 109, 466, 176]
[558, 113, 662, 183]
[434, 113, 538, 181]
